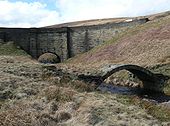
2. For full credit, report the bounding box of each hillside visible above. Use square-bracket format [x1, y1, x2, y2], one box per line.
[1, 12, 170, 126]
[65, 13, 170, 70]
[1, 43, 170, 126]
[45, 11, 170, 28]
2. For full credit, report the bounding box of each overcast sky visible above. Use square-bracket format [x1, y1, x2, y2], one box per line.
[0, 0, 170, 28]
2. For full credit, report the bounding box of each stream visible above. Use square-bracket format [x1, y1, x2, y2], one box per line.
[97, 83, 170, 103]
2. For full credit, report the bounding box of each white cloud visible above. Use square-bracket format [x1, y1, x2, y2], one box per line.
[0, 0, 61, 27]
[0, 0, 170, 27]
[57, 0, 170, 23]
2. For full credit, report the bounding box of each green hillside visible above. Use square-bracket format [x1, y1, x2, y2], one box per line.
[0, 42, 28, 56]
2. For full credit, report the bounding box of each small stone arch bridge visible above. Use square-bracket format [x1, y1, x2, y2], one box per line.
[78, 64, 168, 92]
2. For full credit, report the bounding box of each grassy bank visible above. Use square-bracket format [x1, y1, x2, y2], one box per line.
[0, 42, 28, 56]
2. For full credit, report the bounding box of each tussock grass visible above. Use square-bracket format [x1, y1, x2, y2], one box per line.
[41, 66, 97, 92]
[41, 86, 75, 102]
[117, 95, 170, 122]
[0, 42, 28, 56]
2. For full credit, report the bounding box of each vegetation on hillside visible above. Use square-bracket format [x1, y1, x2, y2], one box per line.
[0, 55, 169, 125]
[0, 41, 29, 56]
[66, 15, 170, 68]
[0, 12, 170, 126]
[58, 13, 170, 125]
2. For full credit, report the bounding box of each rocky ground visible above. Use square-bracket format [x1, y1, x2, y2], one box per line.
[0, 55, 170, 126]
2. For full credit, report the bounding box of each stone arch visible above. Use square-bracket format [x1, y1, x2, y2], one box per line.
[78, 64, 165, 92]
[101, 64, 163, 92]
[38, 52, 61, 64]
[101, 65, 155, 82]
[46, 51, 61, 63]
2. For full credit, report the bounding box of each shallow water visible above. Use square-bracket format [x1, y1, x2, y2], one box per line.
[97, 83, 170, 103]
[98, 83, 142, 95]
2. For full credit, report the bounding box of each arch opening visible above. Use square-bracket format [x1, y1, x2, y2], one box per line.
[101, 64, 164, 92]
[78, 64, 166, 92]
[104, 70, 143, 88]
[38, 52, 61, 64]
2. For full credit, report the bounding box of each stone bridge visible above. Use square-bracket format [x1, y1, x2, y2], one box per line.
[0, 18, 148, 62]
[78, 64, 168, 92]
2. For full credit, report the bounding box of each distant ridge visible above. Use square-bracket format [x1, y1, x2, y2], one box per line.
[44, 11, 170, 28]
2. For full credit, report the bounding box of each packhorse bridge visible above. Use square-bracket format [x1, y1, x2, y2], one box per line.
[78, 64, 167, 92]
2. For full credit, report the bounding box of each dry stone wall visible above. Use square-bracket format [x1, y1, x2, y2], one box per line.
[0, 18, 148, 62]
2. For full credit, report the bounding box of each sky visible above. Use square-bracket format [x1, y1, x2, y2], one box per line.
[0, 0, 170, 28]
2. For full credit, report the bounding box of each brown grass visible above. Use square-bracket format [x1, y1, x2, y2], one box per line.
[41, 86, 76, 102]
[64, 15, 170, 70]
[117, 95, 170, 122]
[1, 12, 170, 126]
